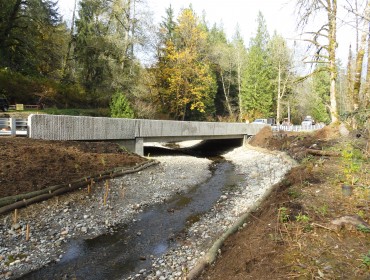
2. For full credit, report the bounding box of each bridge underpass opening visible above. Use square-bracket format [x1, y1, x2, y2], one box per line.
[143, 138, 244, 158]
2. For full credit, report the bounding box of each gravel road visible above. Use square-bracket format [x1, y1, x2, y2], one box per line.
[0, 145, 295, 279]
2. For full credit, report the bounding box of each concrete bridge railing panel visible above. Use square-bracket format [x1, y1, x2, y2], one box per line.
[29, 115, 137, 140]
[28, 115, 267, 155]
[29, 115, 267, 141]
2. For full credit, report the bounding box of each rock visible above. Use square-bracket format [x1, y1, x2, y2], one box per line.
[5, 271, 12, 278]
[331, 215, 370, 231]
[339, 123, 350, 137]
[133, 204, 141, 210]
[219, 195, 228, 201]
[9, 259, 21, 266]
[11, 223, 21, 230]
[81, 227, 88, 233]
[0, 147, 292, 280]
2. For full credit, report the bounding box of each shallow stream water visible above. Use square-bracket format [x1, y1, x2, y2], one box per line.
[18, 140, 244, 280]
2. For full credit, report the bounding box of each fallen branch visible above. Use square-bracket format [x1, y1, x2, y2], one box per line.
[311, 222, 337, 231]
[306, 149, 340, 157]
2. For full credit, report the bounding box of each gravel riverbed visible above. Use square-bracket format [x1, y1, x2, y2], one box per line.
[0, 145, 295, 279]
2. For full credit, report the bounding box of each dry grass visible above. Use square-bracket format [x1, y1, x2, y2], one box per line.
[273, 140, 370, 279]
[200, 127, 369, 280]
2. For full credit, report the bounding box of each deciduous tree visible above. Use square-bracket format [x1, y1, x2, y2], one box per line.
[154, 8, 216, 120]
[268, 32, 294, 124]
[296, 0, 339, 123]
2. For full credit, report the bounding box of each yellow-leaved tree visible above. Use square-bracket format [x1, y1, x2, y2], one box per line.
[155, 8, 216, 120]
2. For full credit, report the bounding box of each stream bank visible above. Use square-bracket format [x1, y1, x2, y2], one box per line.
[0, 145, 295, 279]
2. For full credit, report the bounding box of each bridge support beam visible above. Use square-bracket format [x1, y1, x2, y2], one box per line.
[243, 135, 252, 144]
[114, 138, 144, 156]
[135, 138, 144, 156]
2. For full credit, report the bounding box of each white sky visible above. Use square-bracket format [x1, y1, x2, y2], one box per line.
[58, 0, 357, 64]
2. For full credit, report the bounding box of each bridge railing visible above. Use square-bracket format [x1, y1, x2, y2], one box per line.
[272, 124, 325, 132]
[0, 118, 28, 136]
[0, 116, 325, 138]
[8, 104, 40, 110]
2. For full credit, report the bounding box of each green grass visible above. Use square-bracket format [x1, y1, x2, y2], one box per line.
[9, 108, 110, 117]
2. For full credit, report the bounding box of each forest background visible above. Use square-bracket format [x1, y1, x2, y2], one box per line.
[0, 0, 369, 129]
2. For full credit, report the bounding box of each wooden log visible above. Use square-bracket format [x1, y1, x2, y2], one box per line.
[0, 160, 157, 207]
[0, 160, 158, 215]
[306, 149, 340, 157]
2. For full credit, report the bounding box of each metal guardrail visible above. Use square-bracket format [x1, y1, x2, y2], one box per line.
[8, 104, 39, 110]
[0, 118, 28, 136]
[272, 124, 325, 132]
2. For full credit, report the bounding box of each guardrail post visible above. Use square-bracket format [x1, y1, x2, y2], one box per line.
[10, 118, 16, 136]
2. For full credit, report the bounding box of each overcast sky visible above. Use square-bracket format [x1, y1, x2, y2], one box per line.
[58, 0, 356, 64]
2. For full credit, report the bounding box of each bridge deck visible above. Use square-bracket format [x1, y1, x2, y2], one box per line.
[28, 115, 266, 155]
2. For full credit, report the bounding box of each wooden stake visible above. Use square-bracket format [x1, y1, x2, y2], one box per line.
[103, 180, 109, 206]
[87, 184, 91, 194]
[13, 209, 18, 224]
[26, 224, 30, 241]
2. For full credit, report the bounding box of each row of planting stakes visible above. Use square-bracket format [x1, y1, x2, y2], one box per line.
[13, 209, 30, 241]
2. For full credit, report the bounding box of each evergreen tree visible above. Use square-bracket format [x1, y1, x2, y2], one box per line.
[74, 0, 144, 108]
[110, 92, 135, 118]
[74, 0, 110, 104]
[241, 12, 273, 120]
[311, 66, 331, 123]
[159, 5, 176, 43]
[0, 0, 68, 77]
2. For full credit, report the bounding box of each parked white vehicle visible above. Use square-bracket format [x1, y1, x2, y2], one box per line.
[301, 116, 315, 126]
[252, 118, 268, 124]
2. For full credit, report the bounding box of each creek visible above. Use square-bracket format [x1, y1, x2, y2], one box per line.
[18, 140, 245, 280]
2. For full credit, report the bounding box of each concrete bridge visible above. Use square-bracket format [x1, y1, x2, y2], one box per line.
[28, 114, 266, 155]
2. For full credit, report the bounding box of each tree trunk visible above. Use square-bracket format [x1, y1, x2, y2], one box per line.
[237, 55, 243, 121]
[327, 0, 338, 123]
[363, 24, 370, 110]
[276, 63, 281, 124]
[220, 72, 233, 116]
[0, 0, 22, 51]
[346, 45, 354, 111]
[62, 0, 77, 86]
[353, 2, 370, 110]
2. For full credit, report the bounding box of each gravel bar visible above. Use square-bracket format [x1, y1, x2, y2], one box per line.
[0, 145, 295, 279]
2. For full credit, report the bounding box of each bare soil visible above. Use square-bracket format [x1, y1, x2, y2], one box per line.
[199, 126, 370, 280]
[0, 124, 369, 279]
[0, 137, 147, 198]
